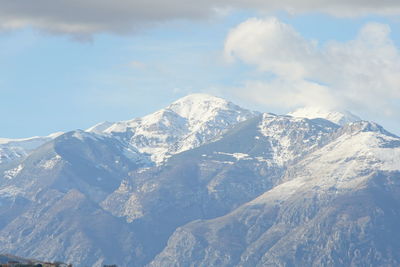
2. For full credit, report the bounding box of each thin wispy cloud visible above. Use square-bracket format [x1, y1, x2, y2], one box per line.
[1, 0, 400, 38]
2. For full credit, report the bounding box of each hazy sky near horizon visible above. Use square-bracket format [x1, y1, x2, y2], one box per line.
[1, 1, 400, 137]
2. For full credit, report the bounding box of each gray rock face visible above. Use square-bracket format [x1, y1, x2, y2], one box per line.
[148, 121, 400, 267]
[0, 95, 399, 267]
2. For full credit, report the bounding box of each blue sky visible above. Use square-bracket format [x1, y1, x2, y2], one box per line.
[1, 3, 399, 138]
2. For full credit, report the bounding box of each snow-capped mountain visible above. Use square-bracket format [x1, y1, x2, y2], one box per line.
[87, 94, 258, 163]
[0, 132, 63, 167]
[0, 94, 399, 267]
[100, 113, 338, 226]
[288, 106, 361, 125]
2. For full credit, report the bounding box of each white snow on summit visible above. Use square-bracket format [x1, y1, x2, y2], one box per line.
[0, 132, 63, 148]
[0, 132, 63, 165]
[87, 94, 259, 163]
[167, 94, 248, 127]
[86, 121, 114, 134]
[288, 106, 361, 126]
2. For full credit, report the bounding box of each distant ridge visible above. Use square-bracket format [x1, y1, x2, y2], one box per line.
[288, 106, 361, 125]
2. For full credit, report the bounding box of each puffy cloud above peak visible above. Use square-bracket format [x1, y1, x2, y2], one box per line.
[1, 0, 400, 37]
[234, 79, 337, 110]
[224, 18, 316, 79]
[224, 17, 400, 122]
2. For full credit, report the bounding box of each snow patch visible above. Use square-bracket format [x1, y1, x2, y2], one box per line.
[3, 164, 23, 179]
[0, 185, 23, 197]
[137, 167, 151, 174]
[215, 152, 250, 161]
[39, 155, 62, 170]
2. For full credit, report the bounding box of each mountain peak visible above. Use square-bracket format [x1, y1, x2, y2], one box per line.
[167, 93, 232, 120]
[86, 93, 258, 163]
[288, 106, 361, 126]
[172, 93, 225, 103]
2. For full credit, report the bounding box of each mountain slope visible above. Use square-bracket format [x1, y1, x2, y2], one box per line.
[149, 121, 400, 267]
[100, 113, 339, 265]
[0, 130, 149, 267]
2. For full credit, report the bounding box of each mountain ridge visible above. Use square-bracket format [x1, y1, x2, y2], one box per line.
[288, 106, 361, 126]
[0, 94, 399, 267]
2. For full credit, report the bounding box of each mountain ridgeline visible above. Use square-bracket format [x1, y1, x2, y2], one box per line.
[0, 94, 399, 266]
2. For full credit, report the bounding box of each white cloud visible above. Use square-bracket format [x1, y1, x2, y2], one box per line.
[234, 79, 337, 109]
[1, 0, 400, 37]
[224, 17, 318, 79]
[224, 17, 400, 120]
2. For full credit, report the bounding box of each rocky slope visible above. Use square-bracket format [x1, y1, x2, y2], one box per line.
[148, 121, 400, 267]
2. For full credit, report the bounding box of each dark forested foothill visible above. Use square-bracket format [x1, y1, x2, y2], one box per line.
[0, 255, 71, 267]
